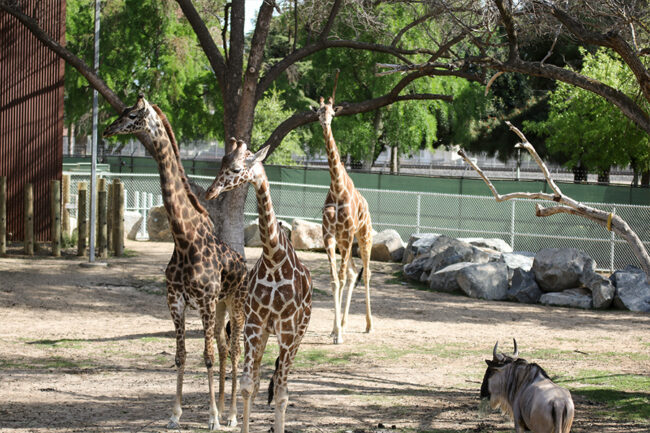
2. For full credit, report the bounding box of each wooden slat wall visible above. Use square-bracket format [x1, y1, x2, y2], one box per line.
[0, 0, 65, 243]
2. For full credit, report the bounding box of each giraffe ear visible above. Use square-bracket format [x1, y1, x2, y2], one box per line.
[246, 145, 270, 168]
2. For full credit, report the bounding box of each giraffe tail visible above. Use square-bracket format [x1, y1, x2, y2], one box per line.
[268, 356, 280, 405]
[354, 267, 364, 288]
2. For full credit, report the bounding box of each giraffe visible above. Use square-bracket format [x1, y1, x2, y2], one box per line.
[103, 95, 248, 431]
[317, 96, 373, 345]
[205, 139, 312, 433]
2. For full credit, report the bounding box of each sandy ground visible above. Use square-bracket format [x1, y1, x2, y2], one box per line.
[0, 240, 648, 433]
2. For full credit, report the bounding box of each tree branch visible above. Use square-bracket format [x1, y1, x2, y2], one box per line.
[175, 0, 226, 85]
[318, 0, 343, 41]
[458, 121, 650, 278]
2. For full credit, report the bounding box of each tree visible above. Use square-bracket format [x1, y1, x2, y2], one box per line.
[2, 0, 478, 254]
[524, 48, 650, 184]
[64, 0, 221, 150]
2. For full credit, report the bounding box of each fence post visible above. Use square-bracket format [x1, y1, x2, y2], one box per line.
[62, 174, 70, 236]
[107, 182, 113, 252]
[510, 200, 516, 249]
[97, 179, 107, 258]
[610, 207, 616, 273]
[416, 194, 421, 234]
[112, 179, 124, 256]
[50, 180, 61, 257]
[0, 176, 6, 255]
[24, 183, 34, 255]
[77, 182, 87, 256]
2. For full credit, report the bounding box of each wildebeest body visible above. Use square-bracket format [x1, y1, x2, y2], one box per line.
[481, 341, 574, 433]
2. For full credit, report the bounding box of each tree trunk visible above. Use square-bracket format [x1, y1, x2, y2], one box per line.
[390, 145, 399, 174]
[641, 171, 650, 187]
[364, 110, 382, 170]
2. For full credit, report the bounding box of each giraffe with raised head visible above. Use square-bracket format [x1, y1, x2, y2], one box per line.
[317, 96, 373, 345]
[103, 95, 248, 431]
[205, 139, 312, 433]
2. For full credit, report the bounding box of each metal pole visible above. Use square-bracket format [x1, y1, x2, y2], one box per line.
[89, 0, 101, 262]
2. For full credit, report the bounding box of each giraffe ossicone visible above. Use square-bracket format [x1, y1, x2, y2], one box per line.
[104, 96, 248, 431]
[206, 140, 312, 433]
[316, 96, 374, 344]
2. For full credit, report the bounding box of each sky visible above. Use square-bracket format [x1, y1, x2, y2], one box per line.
[244, 0, 264, 33]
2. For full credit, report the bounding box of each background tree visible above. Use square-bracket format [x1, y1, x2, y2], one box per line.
[524, 48, 650, 185]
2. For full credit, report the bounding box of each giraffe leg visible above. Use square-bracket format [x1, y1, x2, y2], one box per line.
[167, 293, 186, 429]
[341, 255, 359, 330]
[201, 300, 220, 431]
[251, 331, 270, 400]
[213, 301, 228, 422]
[358, 229, 373, 333]
[324, 233, 343, 344]
[240, 320, 266, 433]
[337, 233, 355, 331]
[271, 321, 307, 433]
[225, 303, 245, 427]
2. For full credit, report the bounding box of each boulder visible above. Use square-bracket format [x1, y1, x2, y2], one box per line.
[459, 237, 513, 253]
[540, 288, 593, 309]
[427, 262, 475, 293]
[244, 218, 291, 248]
[371, 229, 405, 262]
[428, 242, 490, 274]
[507, 268, 542, 304]
[403, 254, 436, 282]
[290, 219, 324, 250]
[581, 273, 615, 309]
[147, 206, 173, 242]
[609, 265, 650, 313]
[532, 248, 596, 292]
[124, 211, 143, 241]
[127, 217, 143, 241]
[502, 251, 535, 272]
[402, 233, 440, 264]
[456, 262, 509, 300]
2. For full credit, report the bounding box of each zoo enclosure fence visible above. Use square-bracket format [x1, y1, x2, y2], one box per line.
[64, 172, 650, 272]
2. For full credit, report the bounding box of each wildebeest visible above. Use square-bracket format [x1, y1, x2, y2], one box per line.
[480, 339, 574, 433]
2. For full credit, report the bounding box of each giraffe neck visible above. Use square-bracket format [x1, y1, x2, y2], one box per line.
[146, 109, 210, 243]
[322, 124, 347, 194]
[251, 164, 285, 263]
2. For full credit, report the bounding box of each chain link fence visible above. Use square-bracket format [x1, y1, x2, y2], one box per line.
[64, 172, 650, 272]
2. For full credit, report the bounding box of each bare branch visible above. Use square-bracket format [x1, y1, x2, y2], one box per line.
[484, 71, 504, 95]
[459, 122, 650, 277]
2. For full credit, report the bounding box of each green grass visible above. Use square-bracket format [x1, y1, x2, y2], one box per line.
[259, 344, 362, 369]
[560, 369, 650, 422]
[0, 356, 95, 370]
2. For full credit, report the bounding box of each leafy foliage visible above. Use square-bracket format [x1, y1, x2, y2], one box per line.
[524, 48, 650, 175]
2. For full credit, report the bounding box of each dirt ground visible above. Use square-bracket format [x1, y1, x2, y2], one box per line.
[1, 240, 648, 433]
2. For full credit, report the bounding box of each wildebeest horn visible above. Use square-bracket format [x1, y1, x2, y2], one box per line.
[512, 338, 519, 358]
[493, 341, 499, 359]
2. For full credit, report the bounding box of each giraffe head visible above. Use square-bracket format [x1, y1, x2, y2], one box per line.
[103, 93, 152, 137]
[316, 96, 341, 128]
[205, 138, 269, 200]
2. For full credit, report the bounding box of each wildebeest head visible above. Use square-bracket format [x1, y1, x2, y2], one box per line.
[480, 338, 519, 400]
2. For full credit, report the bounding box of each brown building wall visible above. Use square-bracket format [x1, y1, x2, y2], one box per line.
[0, 1, 66, 242]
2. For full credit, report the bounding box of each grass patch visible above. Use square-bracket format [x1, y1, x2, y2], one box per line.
[0, 356, 95, 370]
[386, 270, 406, 285]
[562, 370, 650, 422]
[139, 337, 164, 343]
[312, 287, 329, 297]
[259, 344, 361, 369]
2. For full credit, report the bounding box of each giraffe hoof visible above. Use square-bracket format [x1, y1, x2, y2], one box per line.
[332, 335, 344, 345]
[227, 418, 238, 427]
[167, 420, 181, 430]
[208, 419, 221, 431]
[365, 326, 374, 333]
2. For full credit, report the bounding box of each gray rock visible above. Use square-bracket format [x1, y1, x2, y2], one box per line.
[127, 216, 143, 241]
[402, 233, 440, 264]
[459, 237, 513, 253]
[582, 273, 616, 309]
[428, 262, 475, 293]
[124, 211, 142, 239]
[507, 268, 542, 304]
[290, 219, 324, 250]
[540, 288, 593, 309]
[429, 242, 490, 274]
[502, 251, 535, 272]
[609, 266, 650, 313]
[403, 254, 435, 282]
[456, 262, 509, 300]
[533, 248, 596, 292]
[245, 218, 291, 248]
[371, 229, 405, 262]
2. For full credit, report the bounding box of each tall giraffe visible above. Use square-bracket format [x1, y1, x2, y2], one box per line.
[317, 96, 373, 344]
[103, 95, 248, 431]
[206, 139, 312, 433]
